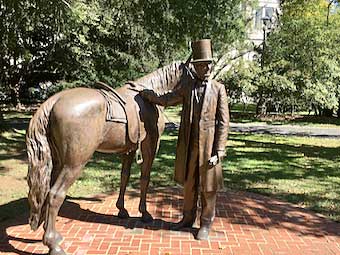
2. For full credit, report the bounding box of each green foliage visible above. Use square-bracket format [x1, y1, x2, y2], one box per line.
[222, 60, 259, 104]
[264, 0, 340, 115]
[59, 0, 249, 83]
[221, 0, 340, 116]
[222, 60, 298, 113]
[0, 0, 69, 105]
[61, 0, 157, 85]
[0, 0, 248, 105]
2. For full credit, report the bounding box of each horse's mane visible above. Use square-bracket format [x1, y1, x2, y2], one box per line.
[134, 61, 183, 93]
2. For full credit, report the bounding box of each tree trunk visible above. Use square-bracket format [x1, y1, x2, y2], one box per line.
[256, 97, 267, 115]
[10, 82, 22, 109]
[322, 108, 333, 117]
[312, 104, 319, 116]
[256, 96, 264, 115]
[242, 102, 247, 113]
[290, 104, 295, 116]
[261, 101, 267, 115]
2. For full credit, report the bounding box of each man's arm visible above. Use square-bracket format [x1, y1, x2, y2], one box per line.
[214, 83, 230, 159]
[140, 87, 184, 107]
[208, 83, 229, 166]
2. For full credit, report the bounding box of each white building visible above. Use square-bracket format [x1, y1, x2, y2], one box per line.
[244, 0, 281, 61]
[213, 0, 281, 79]
[248, 0, 281, 45]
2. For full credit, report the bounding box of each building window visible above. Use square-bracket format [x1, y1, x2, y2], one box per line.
[264, 7, 274, 20]
[254, 7, 274, 30]
[255, 9, 262, 30]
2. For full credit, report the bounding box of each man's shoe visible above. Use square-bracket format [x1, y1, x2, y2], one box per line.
[196, 226, 210, 240]
[171, 218, 195, 230]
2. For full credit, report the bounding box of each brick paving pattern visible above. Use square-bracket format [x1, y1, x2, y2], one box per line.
[1, 187, 340, 255]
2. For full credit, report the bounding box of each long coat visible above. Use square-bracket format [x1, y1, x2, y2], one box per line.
[145, 78, 229, 192]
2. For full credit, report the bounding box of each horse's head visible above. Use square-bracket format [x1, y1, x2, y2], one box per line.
[170, 61, 195, 92]
[134, 60, 195, 95]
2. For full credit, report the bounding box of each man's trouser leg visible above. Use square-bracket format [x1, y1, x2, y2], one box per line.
[183, 142, 199, 222]
[172, 142, 199, 229]
[200, 191, 217, 226]
[197, 189, 217, 240]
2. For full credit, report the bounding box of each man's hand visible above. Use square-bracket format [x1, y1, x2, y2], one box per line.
[208, 155, 218, 166]
[140, 89, 156, 101]
[208, 151, 225, 166]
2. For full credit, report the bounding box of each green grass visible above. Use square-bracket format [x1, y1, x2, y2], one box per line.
[167, 104, 340, 127]
[1, 109, 340, 223]
[224, 133, 340, 221]
[231, 103, 257, 113]
[230, 103, 340, 127]
[230, 112, 340, 127]
[163, 106, 182, 123]
[71, 131, 340, 221]
[68, 130, 178, 197]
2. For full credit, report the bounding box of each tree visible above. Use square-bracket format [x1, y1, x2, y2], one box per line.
[0, 0, 70, 107]
[1, 0, 250, 106]
[260, 0, 340, 115]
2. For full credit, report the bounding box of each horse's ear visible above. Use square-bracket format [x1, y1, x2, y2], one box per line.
[182, 54, 195, 80]
[184, 53, 192, 67]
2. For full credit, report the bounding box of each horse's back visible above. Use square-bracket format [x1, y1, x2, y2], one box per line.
[52, 88, 104, 118]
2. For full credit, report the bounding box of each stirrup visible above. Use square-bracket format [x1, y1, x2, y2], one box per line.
[136, 142, 143, 164]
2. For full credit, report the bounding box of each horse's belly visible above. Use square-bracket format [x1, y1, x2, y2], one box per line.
[97, 122, 131, 153]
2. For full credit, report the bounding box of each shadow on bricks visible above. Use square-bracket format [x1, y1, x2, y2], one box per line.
[0, 198, 38, 255]
[1, 188, 340, 255]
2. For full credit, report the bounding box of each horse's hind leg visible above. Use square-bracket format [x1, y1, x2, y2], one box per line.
[43, 165, 84, 255]
[116, 152, 135, 218]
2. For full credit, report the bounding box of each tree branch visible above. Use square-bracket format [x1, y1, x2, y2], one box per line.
[211, 49, 254, 80]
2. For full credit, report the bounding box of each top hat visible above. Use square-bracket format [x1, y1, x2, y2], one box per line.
[191, 39, 213, 63]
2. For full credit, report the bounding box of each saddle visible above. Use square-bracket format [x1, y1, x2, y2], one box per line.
[96, 82, 146, 162]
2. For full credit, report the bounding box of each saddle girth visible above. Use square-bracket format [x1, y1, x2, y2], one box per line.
[95, 82, 146, 164]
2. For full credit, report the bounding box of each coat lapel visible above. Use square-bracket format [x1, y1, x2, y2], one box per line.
[201, 79, 211, 115]
[189, 80, 195, 123]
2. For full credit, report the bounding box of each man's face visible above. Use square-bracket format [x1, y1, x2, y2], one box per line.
[193, 62, 213, 81]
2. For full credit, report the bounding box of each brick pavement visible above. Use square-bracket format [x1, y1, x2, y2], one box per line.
[1, 187, 340, 255]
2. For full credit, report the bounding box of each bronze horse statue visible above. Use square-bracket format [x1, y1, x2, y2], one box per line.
[26, 61, 191, 255]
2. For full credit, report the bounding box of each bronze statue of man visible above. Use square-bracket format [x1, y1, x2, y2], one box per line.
[141, 39, 229, 240]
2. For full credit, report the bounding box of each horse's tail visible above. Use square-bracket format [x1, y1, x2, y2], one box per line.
[26, 93, 61, 231]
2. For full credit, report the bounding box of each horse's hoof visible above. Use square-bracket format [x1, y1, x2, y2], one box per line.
[49, 246, 66, 255]
[118, 209, 130, 219]
[141, 212, 153, 223]
[55, 231, 63, 244]
[43, 231, 63, 247]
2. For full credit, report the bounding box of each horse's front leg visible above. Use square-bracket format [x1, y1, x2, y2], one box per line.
[116, 152, 135, 219]
[139, 140, 157, 223]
